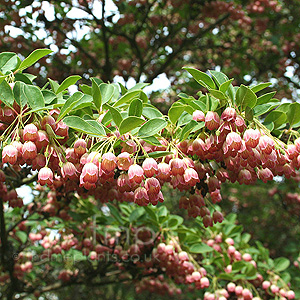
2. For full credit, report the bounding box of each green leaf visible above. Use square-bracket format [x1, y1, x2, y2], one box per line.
[48, 78, 59, 93]
[15, 231, 27, 243]
[100, 83, 115, 105]
[183, 67, 215, 89]
[119, 116, 145, 135]
[143, 151, 173, 159]
[114, 90, 140, 107]
[256, 92, 276, 105]
[91, 78, 101, 110]
[24, 85, 45, 110]
[241, 233, 251, 244]
[57, 92, 84, 122]
[168, 103, 187, 124]
[236, 84, 257, 110]
[106, 104, 123, 127]
[14, 73, 34, 84]
[13, 81, 27, 107]
[206, 94, 219, 111]
[142, 106, 163, 119]
[141, 136, 163, 146]
[287, 102, 300, 128]
[0, 80, 14, 107]
[56, 75, 81, 94]
[128, 83, 149, 91]
[63, 116, 105, 136]
[80, 84, 92, 95]
[119, 82, 127, 94]
[274, 257, 290, 272]
[219, 79, 234, 93]
[251, 82, 272, 93]
[210, 70, 235, 100]
[18, 49, 52, 72]
[129, 207, 145, 223]
[106, 203, 124, 225]
[189, 243, 214, 254]
[209, 89, 227, 100]
[138, 118, 167, 138]
[245, 106, 253, 121]
[180, 120, 198, 141]
[0, 52, 21, 74]
[264, 111, 287, 129]
[166, 215, 183, 229]
[265, 122, 274, 131]
[129, 98, 143, 117]
[253, 102, 279, 116]
[43, 90, 57, 104]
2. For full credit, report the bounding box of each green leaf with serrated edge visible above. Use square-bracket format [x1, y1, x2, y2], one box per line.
[57, 92, 84, 122]
[180, 120, 198, 141]
[129, 98, 143, 117]
[168, 103, 187, 124]
[189, 243, 214, 253]
[219, 79, 234, 93]
[100, 83, 115, 105]
[114, 90, 140, 107]
[274, 257, 290, 272]
[253, 102, 279, 116]
[257, 92, 276, 105]
[13, 81, 27, 107]
[85, 120, 106, 136]
[183, 67, 215, 89]
[24, 84, 45, 110]
[0, 52, 21, 74]
[138, 118, 167, 138]
[0, 80, 14, 107]
[141, 136, 162, 146]
[142, 106, 163, 119]
[264, 111, 287, 129]
[80, 84, 92, 95]
[236, 84, 257, 110]
[287, 102, 300, 128]
[56, 75, 81, 94]
[119, 116, 145, 135]
[106, 104, 123, 127]
[18, 49, 52, 72]
[91, 78, 101, 110]
[251, 82, 272, 93]
[63, 116, 105, 136]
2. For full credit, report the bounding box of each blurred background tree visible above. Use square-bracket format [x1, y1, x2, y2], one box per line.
[1, 0, 300, 101]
